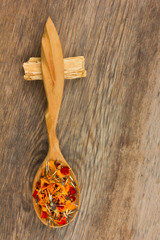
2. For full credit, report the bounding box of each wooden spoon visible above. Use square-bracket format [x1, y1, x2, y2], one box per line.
[32, 17, 80, 228]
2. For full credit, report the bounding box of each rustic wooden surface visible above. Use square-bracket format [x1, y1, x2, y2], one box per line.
[1, 1, 160, 239]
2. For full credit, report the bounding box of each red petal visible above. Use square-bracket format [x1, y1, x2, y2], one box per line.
[57, 206, 64, 210]
[43, 183, 49, 187]
[60, 167, 69, 175]
[58, 216, 67, 225]
[36, 181, 40, 188]
[69, 186, 76, 195]
[70, 195, 76, 202]
[32, 190, 38, 199]
[41, 211, 48, 219]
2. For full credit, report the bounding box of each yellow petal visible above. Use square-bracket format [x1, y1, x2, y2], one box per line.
[49, 161, 56, 172]
[41, 178, 49, 188]
[42, 207, 48, 212]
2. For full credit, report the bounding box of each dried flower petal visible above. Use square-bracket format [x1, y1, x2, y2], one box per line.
[36, 181, 40, 187]
[57, 216, 67, 225]
[60, 167, 69, 175]
[41, 211, 48, 219]
[57, 205, 64, 211]
[33, 190, 38, 199]
[70, 195, 76, 202]
[69, 186, 76, 195]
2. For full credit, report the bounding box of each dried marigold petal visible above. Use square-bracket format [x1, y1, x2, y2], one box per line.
[57, 216, 67, 225]
[32, 190, 38, 199]
[36, 181, 40, 188]
[70, 195, 76, 202]
[42, 207, 48, 212]
[41, 211, 48, 219]
[49, 160, 56, 172]
[43, 182, 49, 187]
[69, 186, 76, 195]
[60, 167, 69, 175]
[57, 206, 64, 211]
[41, 178, 49, 188]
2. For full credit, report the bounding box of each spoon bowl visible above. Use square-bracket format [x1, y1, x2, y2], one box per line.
[32, 150, 80, 227]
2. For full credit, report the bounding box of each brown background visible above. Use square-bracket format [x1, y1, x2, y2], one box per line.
[1, 0, 160, 239]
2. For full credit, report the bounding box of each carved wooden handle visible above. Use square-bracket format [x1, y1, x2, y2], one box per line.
[41, 17, 64, 154]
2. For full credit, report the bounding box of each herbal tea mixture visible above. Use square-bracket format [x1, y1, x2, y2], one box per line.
[32, 160, 78, 226]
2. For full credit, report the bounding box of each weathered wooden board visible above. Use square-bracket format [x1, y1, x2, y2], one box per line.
[0, 0, 160, 239]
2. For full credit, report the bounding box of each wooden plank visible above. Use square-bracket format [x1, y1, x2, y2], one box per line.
[0, 0, 160, 239]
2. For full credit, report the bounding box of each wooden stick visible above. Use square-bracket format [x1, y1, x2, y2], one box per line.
[23, 56, 86, 80]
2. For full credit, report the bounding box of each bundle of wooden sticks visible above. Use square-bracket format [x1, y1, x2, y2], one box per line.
[23, 56, 86, 81]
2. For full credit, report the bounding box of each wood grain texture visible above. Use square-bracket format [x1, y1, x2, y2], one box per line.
[0, 0, 160, 239]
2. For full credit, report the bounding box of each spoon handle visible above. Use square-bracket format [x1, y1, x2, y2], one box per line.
[41, 17, 64, 154]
